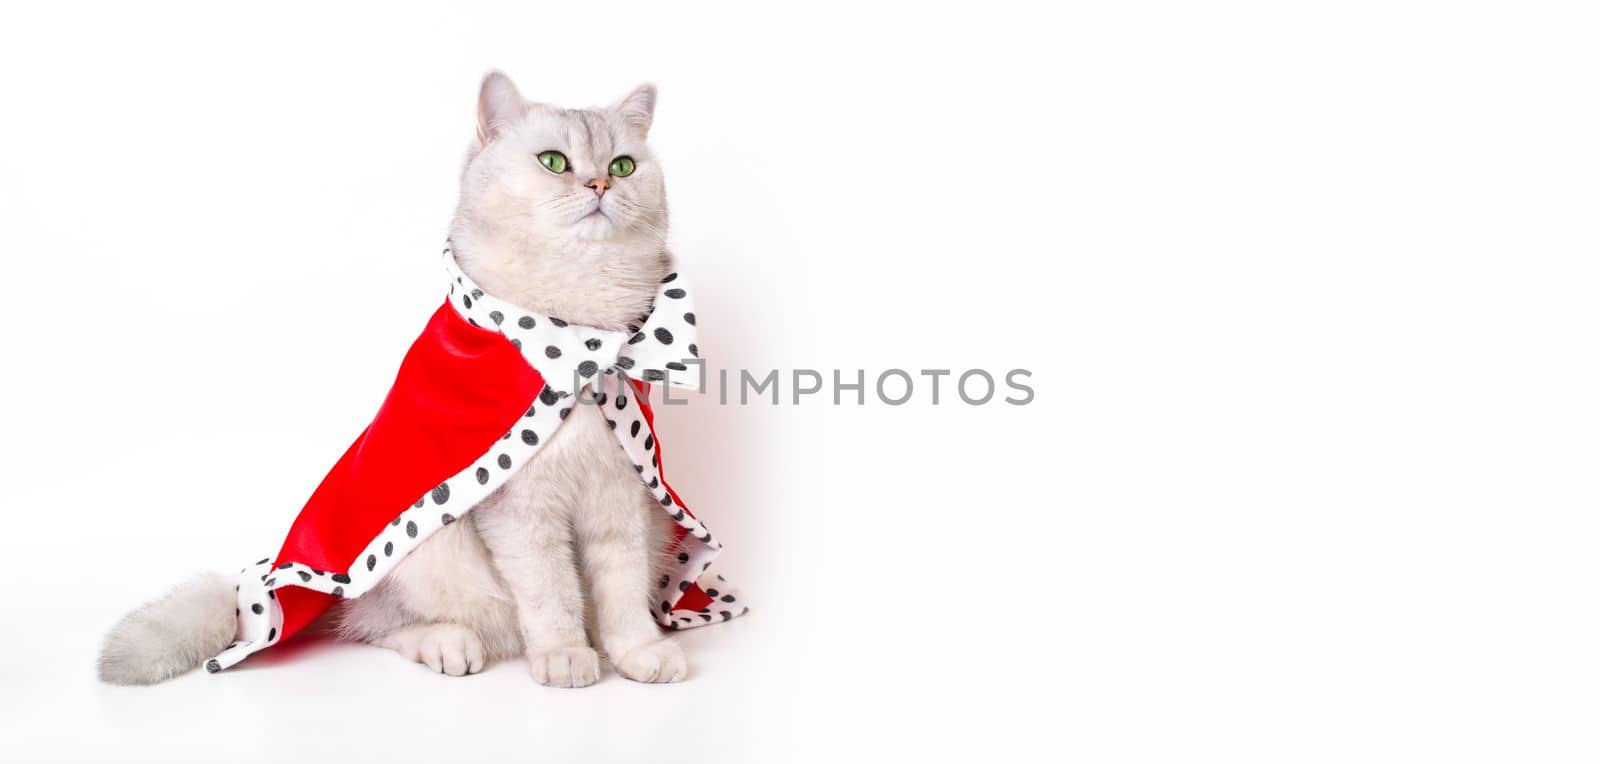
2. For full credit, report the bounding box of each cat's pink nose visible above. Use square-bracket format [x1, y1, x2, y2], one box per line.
[586, 178, 609, 197]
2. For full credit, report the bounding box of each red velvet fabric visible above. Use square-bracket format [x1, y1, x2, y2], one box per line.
[271, 302, 546, 641]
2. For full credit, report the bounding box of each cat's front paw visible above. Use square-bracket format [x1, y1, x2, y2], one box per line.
[527, 646, 600, 688]
[382, 623, 486, 677]
[418, 624, 486, 677]
[613, 639, 687, 684]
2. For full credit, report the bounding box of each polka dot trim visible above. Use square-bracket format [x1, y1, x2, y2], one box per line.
[664, 572, 749, 631]
[592, 372, 738, 627]
[442, 243, 700, 394]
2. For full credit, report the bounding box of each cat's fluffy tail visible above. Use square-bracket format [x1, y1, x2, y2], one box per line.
[97, 573, 236, 685]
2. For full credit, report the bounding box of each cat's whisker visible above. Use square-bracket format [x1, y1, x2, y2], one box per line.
[627, 221, 668, 238]
[610, 199, 668, 214]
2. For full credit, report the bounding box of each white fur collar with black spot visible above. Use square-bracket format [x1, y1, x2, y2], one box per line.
[441, 244, 702, 391]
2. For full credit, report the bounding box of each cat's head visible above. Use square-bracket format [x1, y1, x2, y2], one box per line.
[458, 71, 667, 248]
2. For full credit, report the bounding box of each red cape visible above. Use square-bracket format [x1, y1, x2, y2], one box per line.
[206, 264, 741, 675]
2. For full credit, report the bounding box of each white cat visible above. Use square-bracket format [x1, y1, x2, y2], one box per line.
[99, 71, 686, 687]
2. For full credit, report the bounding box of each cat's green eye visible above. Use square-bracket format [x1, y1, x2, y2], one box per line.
[537, 151, 568, 174]
[608, 156, 636, 178]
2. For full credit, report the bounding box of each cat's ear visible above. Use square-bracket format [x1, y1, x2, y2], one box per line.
[613, 84, 657, 138]
[475, 70, 526, 148]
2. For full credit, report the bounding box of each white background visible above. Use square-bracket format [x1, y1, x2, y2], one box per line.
[1, 2, 1596, 761]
